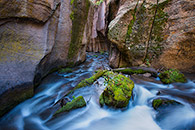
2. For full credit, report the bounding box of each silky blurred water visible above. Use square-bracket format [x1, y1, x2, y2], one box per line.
[0, 52, 194, 130]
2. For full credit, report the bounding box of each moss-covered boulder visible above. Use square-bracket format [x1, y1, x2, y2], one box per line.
[55, 96, 86, 115]
[159, 69, 187, 84]
[152, 98, 181, 110]
[99, 71, 134, 108]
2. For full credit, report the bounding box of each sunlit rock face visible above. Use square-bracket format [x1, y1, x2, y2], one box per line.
[0, 0, 90, 117]
[108, 0, 195, 72]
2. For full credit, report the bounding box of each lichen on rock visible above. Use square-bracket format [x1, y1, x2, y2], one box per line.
[99, 71, 134, 108]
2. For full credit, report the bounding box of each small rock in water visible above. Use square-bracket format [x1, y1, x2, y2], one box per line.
[55, 96, 86, 115]
[152, 98, 182, 110]
[143, 73, 152, 78]
[60, 98, 71, 107]
[159, 69, 187, 84]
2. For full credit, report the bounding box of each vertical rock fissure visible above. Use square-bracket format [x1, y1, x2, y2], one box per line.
[143, 0, 159, 62]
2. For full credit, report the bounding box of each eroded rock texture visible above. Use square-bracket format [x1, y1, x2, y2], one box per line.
[0, 0, 90, 117]
[108, 0, 195, 72]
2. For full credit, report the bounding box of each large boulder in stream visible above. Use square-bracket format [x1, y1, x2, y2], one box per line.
[0, 0, 91, 117]
[99, 71, 134, 108]
[107, 0, 195, 73]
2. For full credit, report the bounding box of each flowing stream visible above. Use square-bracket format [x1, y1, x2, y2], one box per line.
[0, 52, 195, 130]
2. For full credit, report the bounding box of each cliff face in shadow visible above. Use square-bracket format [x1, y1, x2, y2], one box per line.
[0, 0, 91, 117]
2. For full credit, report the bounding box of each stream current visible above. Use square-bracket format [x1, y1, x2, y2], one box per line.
[0, 52, 195, 130]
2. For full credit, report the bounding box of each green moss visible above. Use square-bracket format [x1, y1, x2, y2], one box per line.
[58, 68, 73, 74]
[125, 1, 154, 61]
[64, 70, 107, 97]
[68, 0, 90, 60]
[99, 94, 104, 106]
[126, 0, 145, 42]
[125, 0, 171, 63]
[93, 55, 98, 58]
[100, 72, 134, 108]
[55, 96, 86, 115]
[148, 0, 170, 59]
[152, 98, 181, 110]
[75, 70, 107, 89]
[159, 69, 187, 84]
[100, 51, 104, 55]
[70, 11, 74, 20]
[126, 3, 138, 37]
[70, 0, 74, 5]
[113, 68, 148, 75]
[152, 99, 163, 110]
[95, 0, 104, 6]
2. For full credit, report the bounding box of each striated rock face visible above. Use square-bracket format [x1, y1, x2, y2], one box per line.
[108, 0, 195, 73]
[0, 0, 55, 22]
[0, 0, 90, 117]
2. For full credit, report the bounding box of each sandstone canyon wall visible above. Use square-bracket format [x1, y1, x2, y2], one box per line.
[0, 0, 91, 117]
[0, 0, 194, 117]
[108, 0, 195, 72]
